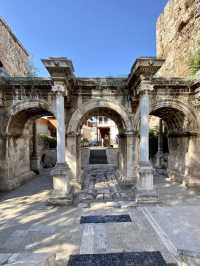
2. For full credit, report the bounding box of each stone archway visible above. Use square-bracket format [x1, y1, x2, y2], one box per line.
[133, 98, 200, 186]
[0, 100, 56, 191]
[6, 100, 55, 136]
[67, 99, 132, 134]
[133, 99, 199, 132]
[66, 99, 134, 184]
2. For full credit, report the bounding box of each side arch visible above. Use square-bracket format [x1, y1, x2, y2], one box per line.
[133, 99, 200, 132]
[5, 100, 55, 136]
[0, 100, 56, 191]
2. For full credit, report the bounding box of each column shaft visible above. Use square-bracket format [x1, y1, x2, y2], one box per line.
[56, 92, 65, 163]
[140, 93, 150, 163]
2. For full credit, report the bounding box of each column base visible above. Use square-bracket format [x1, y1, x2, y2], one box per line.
[136, 162, 158, 204]
[49, 163, 73, 206]
[136, 189, 158, 204]
[48, 193, 73, 206]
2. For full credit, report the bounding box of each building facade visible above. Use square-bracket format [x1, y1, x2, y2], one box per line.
[0, 0, 200, 204]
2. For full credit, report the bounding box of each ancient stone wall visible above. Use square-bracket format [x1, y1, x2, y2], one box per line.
[0, 17, 29, 76]
[157, 0, 200, 78]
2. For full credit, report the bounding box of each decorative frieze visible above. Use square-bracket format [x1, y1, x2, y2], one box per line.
[76, 77, 126, 88]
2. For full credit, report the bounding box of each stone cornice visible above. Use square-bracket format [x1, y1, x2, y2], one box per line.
[42, 57, 75, 90]
[127, 57, 165, 89]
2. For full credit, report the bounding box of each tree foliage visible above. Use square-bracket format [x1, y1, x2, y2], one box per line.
[188, 52, 200, 75]
[26, 56, 38, 77]
[39, 134, 57, 149]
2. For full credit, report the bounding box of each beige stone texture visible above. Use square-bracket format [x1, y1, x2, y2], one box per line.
[157, 0, 200, 78]
[0, 17, 29, 76]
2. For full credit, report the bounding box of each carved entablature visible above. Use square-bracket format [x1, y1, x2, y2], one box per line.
[151, 88, 190, 107]
[149, 77, 192, 107]
[76, 77, 127, 93]
[153, 86, 191, 95]
[2, 77, 53, 107]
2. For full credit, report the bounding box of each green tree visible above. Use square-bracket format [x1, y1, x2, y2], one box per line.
[188, 52, 200, 75]
[26, 56, 38, 77]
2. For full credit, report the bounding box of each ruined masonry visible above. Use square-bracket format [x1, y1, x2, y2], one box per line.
[0, 0, 200, 205]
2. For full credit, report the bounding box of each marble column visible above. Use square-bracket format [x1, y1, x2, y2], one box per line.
[136, 80, 158, 203]
[50, 83, 71, 200]
[30, 121, 40, 174]
[56, 88, 65, 164]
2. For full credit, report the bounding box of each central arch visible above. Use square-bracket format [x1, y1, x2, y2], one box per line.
[67, 99, 132, 134]
[66, 99, 133, 182]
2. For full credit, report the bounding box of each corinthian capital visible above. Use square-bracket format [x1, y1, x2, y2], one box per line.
[138, 80, 154, 95]
[52, 83, 66, 95]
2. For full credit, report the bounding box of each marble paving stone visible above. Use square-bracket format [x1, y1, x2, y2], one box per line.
[80, 225, 95, 254]
[67, 251, 167, 266]
[80, 214, 132, 224]
[94, 224, 110, 253]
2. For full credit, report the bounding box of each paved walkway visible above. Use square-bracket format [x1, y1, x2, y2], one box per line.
[0, 169, 200, 265]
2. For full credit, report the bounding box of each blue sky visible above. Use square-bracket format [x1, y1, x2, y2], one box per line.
[1, 0, 168, 77]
